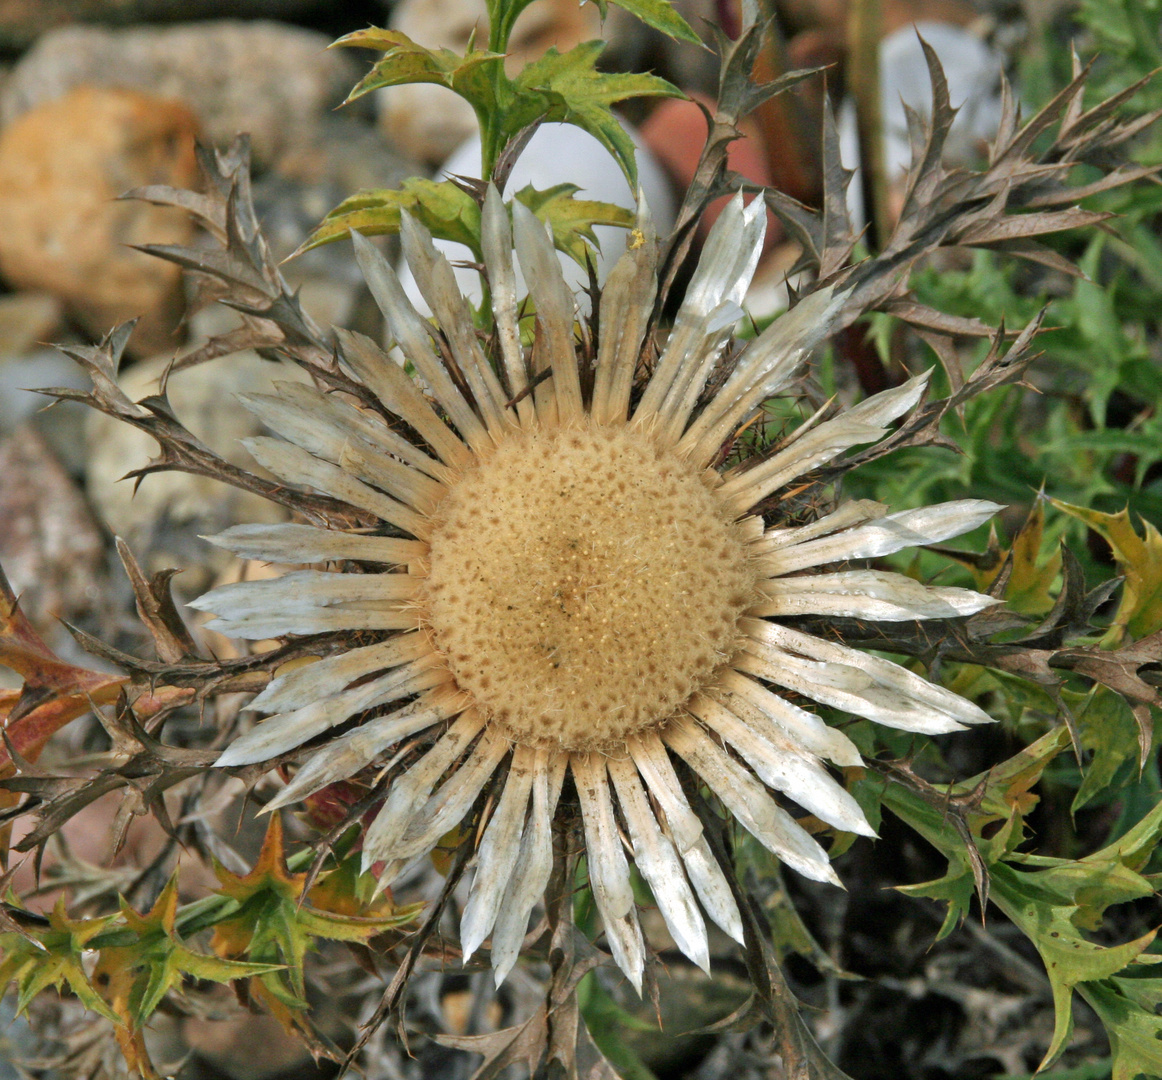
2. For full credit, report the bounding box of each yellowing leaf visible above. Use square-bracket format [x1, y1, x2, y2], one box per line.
[297, 178, 483, 257]
[212, 812, 305, 907]
[512, 43, 682, 187]
[333, 28, 504, 111]
[301, 179, 635, 279]
[966, 722, 1074, 823]
[1050, 499, 1162, 640]
[513, 183, 634, 267]
[968, 501, 1062, 615]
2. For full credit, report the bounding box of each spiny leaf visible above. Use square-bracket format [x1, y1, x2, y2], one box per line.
[114, 539, 199, 665]
[332, 28, 504, 108]
[53, 318, 355, 528]
[1000, 875, 1158, 1071]
[95, 877, 279, 1026]
[333, 30, 680, 190]
[213, 812, 311, 908]
[590, 0, 699, 43]
[87, 877, 279, 1076]
[1049, 499, 1162, 641]
[211, 815, 422, 1023]
[513, 183, 634, 266]
[435, 1005, 550, 1080]
[990, 500, 1064, 616]
[296, 178, 483, 258]
[885, 774, 1162, 1072]
[303, 178, 635, 273]
[889, 728, 1072, 938]
[512, 43, 682, 188]
[0, 899, 118, 1024]
[1084, 977, 1162, 1080]
[941, 501, 1063, 616]
[1069, 686, 1144, 811]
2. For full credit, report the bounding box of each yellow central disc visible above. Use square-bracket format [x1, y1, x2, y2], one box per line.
[423, 424, 759, 751]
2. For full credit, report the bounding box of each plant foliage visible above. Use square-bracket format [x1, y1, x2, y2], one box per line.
[1, 0, 1161, 1077]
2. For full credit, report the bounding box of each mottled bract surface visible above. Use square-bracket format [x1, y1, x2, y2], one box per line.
[425, 423, 759, 749]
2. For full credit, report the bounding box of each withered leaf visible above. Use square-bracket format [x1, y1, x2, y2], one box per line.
[114, 540, 199, 665]
[435, 1005, 549, 1080]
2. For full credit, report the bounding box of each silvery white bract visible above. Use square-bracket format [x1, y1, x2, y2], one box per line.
[193, 189, 999, 992]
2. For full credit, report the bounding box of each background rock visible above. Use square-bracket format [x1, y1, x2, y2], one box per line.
[0, 294, 73, 450]
[273, 113, 422, 198]
[0, 21, 363, 167]
[0, 85, 199, 357]
[254, 115, 421, 335]
[0, 347, 95, 474]
[0, 425, 106, 631]
[0, 0, 334, 50]
[0, 292, 63, 362]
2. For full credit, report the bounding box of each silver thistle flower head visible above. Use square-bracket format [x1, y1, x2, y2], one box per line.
[192, 188, 1000, 992]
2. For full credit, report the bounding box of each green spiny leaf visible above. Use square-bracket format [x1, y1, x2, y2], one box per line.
[1049, 499, 1162, 641]
[1083, 977, 1162, 1080]
[993, 861, 1158, 1070]
[598, 0, 700, 43]
[1070, 686, 1143, 811]
[512, 42, 683, 188]
[513, 183, 634, 265]
[885, 773, 1162, 1073]
[211, 817, 421, 1007]
[296, 178, 484, 259]
[332, 28, 504, 109]
[94, 878, 281, 1028]
[1, 901, 119, 1024]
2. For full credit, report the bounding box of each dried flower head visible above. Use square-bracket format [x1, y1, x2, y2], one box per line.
[192, 189, 1000, 991]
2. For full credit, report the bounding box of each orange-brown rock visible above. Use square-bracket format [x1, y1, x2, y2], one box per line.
[0, 85, 199, 356]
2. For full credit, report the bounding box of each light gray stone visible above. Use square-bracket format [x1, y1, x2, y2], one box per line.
[0, 425, 106, 631]
[1, 21, 364, 166]
[0, 0, 331, 50]
[0, 291, 63, 361]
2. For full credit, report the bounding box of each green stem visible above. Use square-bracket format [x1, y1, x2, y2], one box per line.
[479, 100, 502, 184]
[479, 4, 516, 184]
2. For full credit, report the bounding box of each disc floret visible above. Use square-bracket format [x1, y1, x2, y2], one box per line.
[423, 422, 761, 751]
